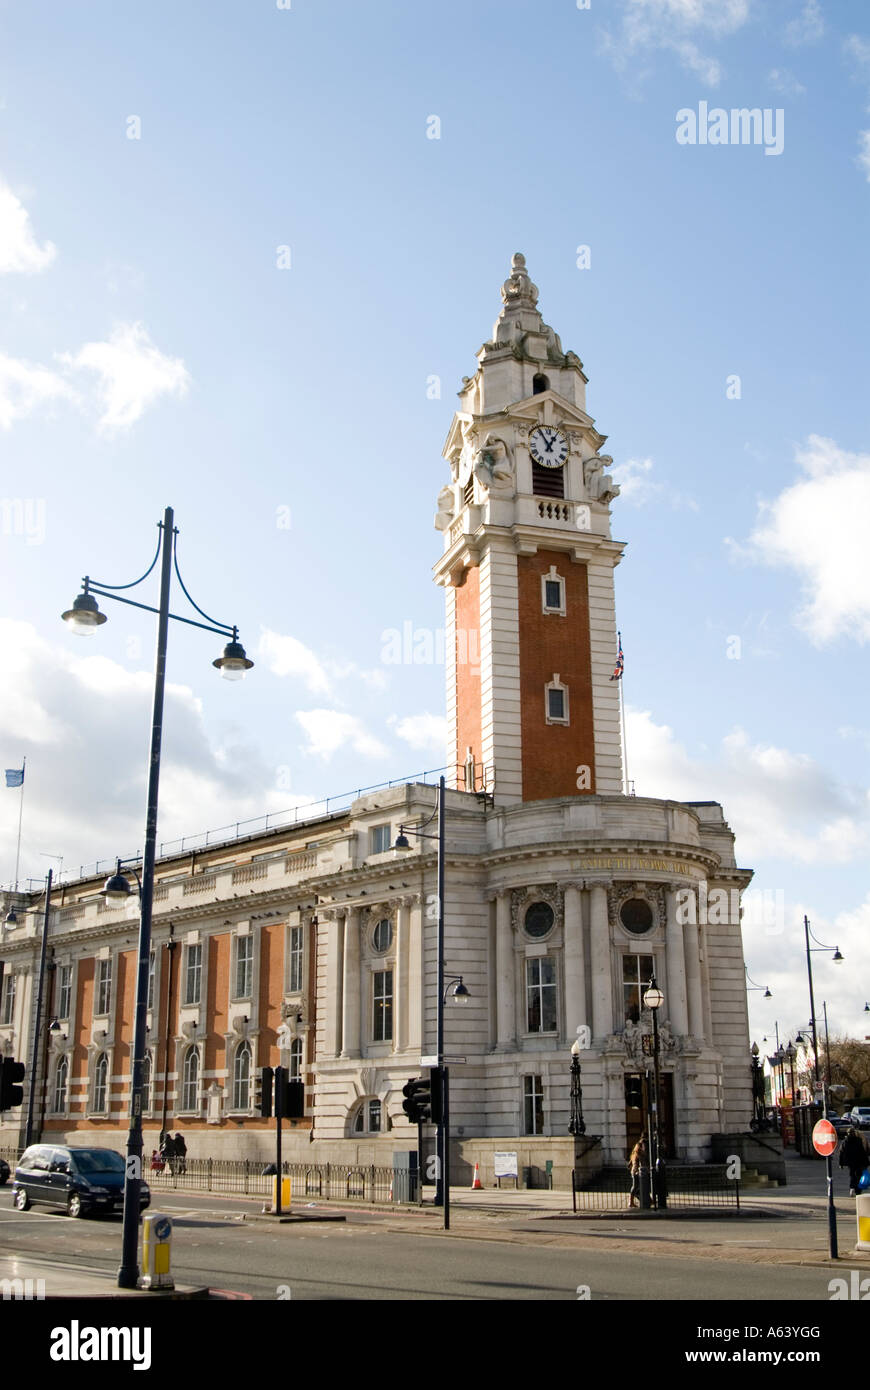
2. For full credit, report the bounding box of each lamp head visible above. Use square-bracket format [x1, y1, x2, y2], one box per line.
[643, 984, 664, 1011]
[4, 906, 18, 925]
[394, 829, 412, 851]
[103, 861, 133, 903]
[62, 591, 107, 636]
[451, 978, 469, 1004]
[213, 639, 254, 681]
[832, 947, 844, 963]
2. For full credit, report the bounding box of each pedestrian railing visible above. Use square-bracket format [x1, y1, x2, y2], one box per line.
[571, 1163, 740, 1212]
[146, 1157, 406, 1204]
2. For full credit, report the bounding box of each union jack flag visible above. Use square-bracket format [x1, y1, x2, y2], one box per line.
[5, 767, 24, 788]
[610, 632, 624, 682]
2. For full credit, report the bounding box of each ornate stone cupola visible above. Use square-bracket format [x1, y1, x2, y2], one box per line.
[434, 253, 625, 806]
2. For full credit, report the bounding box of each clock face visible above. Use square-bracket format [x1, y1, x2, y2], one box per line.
[529, 426, 568, 469]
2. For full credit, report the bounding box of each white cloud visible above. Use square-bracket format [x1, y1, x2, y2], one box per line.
[0, 178, 56, 274]
[295, 709, 388, 761]
[389, 712, 447, 750]
[61, 321, 190, 432]
[728, 436, 870, 644]
[611, 456, 699, 509]
[784, 0, 824, 48]
[0, 620, 288, 884]
[626, 706, 870, 866]
[768, 68, 806, 96]
[0, 352, 78, 430]
[258, 629, 332, 695]
[600, 0, 751, 86]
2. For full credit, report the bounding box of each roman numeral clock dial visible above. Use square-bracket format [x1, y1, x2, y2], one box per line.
[529, 426, 568, 468]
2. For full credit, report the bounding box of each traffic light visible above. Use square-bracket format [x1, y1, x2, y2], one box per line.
[402, 1075, 431, 1124]
[255, 1066, 273, 1118]
[275, 1072, 305, 1120]
[0, 1057, 25, 1111]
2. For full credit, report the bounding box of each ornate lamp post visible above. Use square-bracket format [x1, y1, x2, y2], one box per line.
[569, 1036, 586, 1136]
[642, 975, 667, 1210]
[62, 506, 252, 1289]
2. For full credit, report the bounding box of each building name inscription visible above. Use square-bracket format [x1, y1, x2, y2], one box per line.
[578, 856, 702, 876]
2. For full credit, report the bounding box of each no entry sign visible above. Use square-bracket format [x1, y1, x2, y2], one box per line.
[812, 1118, 838, 1156]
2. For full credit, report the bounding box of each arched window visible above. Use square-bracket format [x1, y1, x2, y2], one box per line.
[233, 1041, 251, 1110]
[532, 373, 550, 394]
[351, 1097, 382, 1134]
[141, 1052, 152, 1112]
[181, 1046, 200, 1113]
[93, 1052, 108, 1112]
[53, 1054, 68, 1113]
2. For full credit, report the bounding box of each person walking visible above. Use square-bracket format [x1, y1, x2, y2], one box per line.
[173, 1131, 187, 1175]
[160, 1131, 176, 1176]
[839, 1126, 870, 1196]
[628, 1137, 648, 1209]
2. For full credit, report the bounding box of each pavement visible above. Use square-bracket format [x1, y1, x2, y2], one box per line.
[1, 1147, 864, 1299]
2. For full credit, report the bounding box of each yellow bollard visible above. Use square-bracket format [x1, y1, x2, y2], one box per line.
[857, 1193, 870, 1252]
[272, 1175, 292, 1211]
[141, 1212, 174, 1289]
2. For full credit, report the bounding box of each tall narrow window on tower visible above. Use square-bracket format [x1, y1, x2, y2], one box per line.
[545, 675, 570, 725]
[541, 567, 566, 616]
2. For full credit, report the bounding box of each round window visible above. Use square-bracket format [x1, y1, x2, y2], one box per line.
[620, 898, 654, 934]
[372, 918, 393, 952]
[524, 901, 555, 939]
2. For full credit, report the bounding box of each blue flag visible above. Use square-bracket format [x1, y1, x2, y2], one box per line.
[5, 768, 24, 788]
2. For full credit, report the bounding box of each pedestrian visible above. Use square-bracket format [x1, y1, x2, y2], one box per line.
[627, 1137, 648, 1209]
[174, 1131, 187, 1175]
[160, 1131, 176, 1175]
[149, 1149, 164, 1173]
[839, 1126, 870, 1196]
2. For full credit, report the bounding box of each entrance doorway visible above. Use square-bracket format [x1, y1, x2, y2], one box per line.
[624, 1072, 675, 1158]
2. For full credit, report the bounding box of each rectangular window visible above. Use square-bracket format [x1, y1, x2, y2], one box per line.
[57, 965, 72, 1020]
[372, 969, 393, 1042]
[235, 935, 253, 998]
[547, 687, 565, 720]
[524, 1075, 544, 1135]
[526, 957, 557, 1033]
[370, 824, 391, 855]
[545, 579, 562, 609]
[147, 952, 156, 1011]
[184, 943, 202, 1006]
[1, 973, 16, 1025]
[622, 954, 655, 1024]
[289, 1038, 302, 1080]
[288, 926, 303, 993]
[96, 959, 112, 1015]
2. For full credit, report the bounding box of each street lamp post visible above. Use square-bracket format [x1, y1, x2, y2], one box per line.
[62, 506, 252, 1289]
[803, 915, 843, 1103]
[395, 776, 467, 1231]
[642, 975, 666, 1211]
[569, 1038, 586, 1136]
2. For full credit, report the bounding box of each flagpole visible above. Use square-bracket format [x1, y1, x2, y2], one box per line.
[12, 756, 26, 891]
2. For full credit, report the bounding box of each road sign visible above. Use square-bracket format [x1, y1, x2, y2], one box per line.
[812, 1118, 838, 1156]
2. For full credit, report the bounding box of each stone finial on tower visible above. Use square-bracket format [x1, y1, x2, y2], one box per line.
[500, 252, 539, 310]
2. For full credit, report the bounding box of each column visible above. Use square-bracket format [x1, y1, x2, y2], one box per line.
[323, 910, 344, 1058]
[494, 891, 515, 1048]
[665, 887, 689, 1036]
[406, 898, 423, 1053]
[589, 884, 612, 1039]
[684, 915, 705, 1042]
[394, 901, 410, 1053]
[563, 884, 587, 1040]
[341, 907, 361, 1057]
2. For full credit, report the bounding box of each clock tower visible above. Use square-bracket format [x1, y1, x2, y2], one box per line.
[434, 253, 625, 804]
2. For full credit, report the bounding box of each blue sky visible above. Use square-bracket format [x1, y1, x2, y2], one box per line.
[1, 0, 868, 1047]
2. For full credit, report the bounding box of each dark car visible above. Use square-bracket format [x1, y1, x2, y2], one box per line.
[12, 1144, 150, 1218]
[0, 1157, 10, 1185]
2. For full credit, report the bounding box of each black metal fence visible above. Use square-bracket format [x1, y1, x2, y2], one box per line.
[571, 1164, 740, 1211]
[146, 1157, 409, 1204]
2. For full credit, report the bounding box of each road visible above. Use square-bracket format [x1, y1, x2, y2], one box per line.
[0, 1186, 862, 1302]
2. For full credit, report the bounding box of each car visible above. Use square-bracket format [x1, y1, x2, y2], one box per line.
[831, 1114, 852, 1135]
[0, 1157, 10, 1185]
[849, 1107, 870, 1131]
[11, 1144, 150, 1218]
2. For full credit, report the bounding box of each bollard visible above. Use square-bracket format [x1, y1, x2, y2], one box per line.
[141, 1212, 174, 1290]
[856, 1194, 870, 1253]
[272, 1175, 292, 1211]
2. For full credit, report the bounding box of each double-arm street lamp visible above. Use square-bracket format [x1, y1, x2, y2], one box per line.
[62, 506, 253, 1289]
[395, 775, 468, 1231]
[803, 915, 843, 1105]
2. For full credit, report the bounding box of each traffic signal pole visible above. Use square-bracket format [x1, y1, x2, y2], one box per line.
[275, 1064, 284, 1217]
